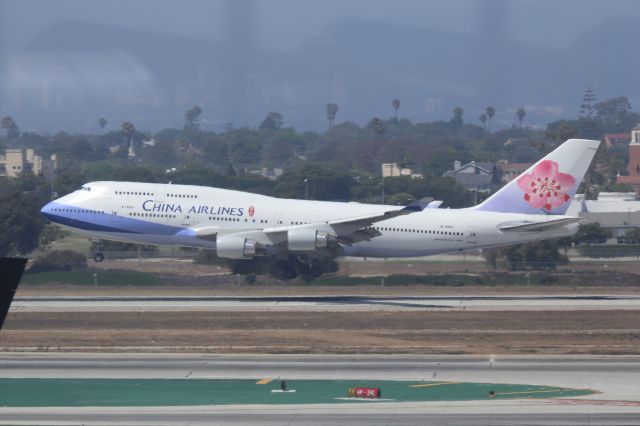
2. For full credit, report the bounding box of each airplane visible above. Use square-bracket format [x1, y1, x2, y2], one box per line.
[41, 138, 600, 279]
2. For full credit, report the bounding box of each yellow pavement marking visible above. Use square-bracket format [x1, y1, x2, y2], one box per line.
[256, 378, 273, 385]
[410, 381, 460, 388]
[496, 389, 568, 396]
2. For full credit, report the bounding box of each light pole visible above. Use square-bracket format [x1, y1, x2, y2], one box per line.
[304, 178, 309, 199]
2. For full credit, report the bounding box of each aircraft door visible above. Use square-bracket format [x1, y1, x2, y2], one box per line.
[109, 210, 120, 223]
[272, 213, 285, 227]
[107, 199, 120, 224]
[466, 227, 477, 244]
[154, 184, 166, 203]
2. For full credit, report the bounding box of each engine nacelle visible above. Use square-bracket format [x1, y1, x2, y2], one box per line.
[216, 235, 257, 259]
[287, 228, 331, 251]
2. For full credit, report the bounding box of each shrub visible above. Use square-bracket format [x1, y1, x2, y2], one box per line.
[193, 249, 226, 265]
[29, 250, 87, 273]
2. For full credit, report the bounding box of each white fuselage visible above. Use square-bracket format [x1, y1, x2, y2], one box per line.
[41, 181, 578, 258]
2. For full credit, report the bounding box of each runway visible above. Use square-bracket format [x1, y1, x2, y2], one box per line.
[1, 405, 639, 425]
[1, 353, 639, 425]
[11, 294, 640, 311]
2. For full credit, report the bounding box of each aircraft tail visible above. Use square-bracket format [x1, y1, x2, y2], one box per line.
[473, 139, 600, 215]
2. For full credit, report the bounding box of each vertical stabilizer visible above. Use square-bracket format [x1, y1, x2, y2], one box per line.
[474, 139, 600, 215]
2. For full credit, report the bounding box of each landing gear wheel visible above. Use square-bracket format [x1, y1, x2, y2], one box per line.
[270, 259, 298, 280]
[94, 252, 104, 263]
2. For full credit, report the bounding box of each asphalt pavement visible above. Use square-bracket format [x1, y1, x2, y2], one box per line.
[0, 353, 639, 425]
[11, 294, 640, 311]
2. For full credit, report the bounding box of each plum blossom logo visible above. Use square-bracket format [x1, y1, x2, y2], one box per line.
[517, 160, 575, 212]
[248, 206, 255, 217]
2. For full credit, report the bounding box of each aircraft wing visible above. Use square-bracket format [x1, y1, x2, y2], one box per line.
[181, 198, 431, 252]
[262, 197, 432, 246]
[176, 226, 224, 240]
[498, 217, 582, 232]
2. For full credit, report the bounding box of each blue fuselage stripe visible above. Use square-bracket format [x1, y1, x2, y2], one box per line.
[42, 202, 184, 235]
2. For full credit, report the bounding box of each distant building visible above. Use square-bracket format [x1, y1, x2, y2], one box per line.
[443, 160, 497, 192]
[0, 148, 57, 179]
[127, 142, 136, 158]
[496, 161, 534, 183]
[248, 167, 284, 181]
[567, 192, 640, 239]
[381, 163, 422, 179]
[503, 138, 531, 147]
[603, 133, 631, 148]
[616, 123, 640, 194]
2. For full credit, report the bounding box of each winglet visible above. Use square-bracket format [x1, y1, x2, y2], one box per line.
[402, 197, 433, 212]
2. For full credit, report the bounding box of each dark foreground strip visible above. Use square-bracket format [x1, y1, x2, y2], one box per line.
[0, 258, 26, 329]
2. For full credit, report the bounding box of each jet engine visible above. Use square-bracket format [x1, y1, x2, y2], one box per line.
[216, 235, 258, 259]
[287, 228, 334, 251]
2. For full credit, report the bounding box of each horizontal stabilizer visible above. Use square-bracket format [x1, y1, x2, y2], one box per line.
[499, 217, 582, 232]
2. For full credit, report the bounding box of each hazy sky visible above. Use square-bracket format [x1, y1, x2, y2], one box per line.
[4, 0, 639, 52]
[1, 0, 639, 132]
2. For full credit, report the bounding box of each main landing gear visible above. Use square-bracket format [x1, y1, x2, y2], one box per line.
[92, 239, 104, 263]
[270, 255, 337, 280]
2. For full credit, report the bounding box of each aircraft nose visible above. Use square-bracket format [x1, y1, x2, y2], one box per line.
[41, 202, 54, 219]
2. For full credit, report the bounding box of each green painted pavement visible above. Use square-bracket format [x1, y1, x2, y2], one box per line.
[0, 379, 594, 407]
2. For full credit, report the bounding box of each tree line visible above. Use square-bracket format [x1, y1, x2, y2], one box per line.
[1, 88, 639, 260]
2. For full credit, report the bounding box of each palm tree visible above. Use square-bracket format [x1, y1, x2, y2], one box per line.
[392, 99, 401, 120]
[368, 117, 386, 138]
[98, 117, 107, 134]
[184, 105, 203, 131]
[1, 116, 19, 138]
[121, 121, 136, 157]
[450, 107, 464, 131]
[516, 108, 526, 128]
[479, 113, 487, 128]
[325, 103, 339, 130]
[485, 106, 495, 130]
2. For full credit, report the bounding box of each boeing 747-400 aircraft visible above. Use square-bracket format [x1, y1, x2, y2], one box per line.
[41, 139, 599, 278]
